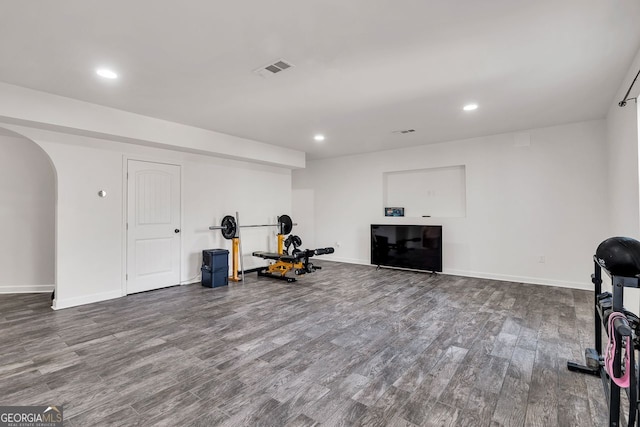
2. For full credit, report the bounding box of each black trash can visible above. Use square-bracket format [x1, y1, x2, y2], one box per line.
[201, 249, 229, 288]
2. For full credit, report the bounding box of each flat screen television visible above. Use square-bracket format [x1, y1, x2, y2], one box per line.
[371, 224, 442, 272]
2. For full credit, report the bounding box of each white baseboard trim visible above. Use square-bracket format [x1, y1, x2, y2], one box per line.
[322, 256, 369, 265]
[443, 269, 589, 291]
[52, 289, 123, 310]
[48, 262, 589, 310]
[320, 258, 589, 291]
[0, 285, 55, 294]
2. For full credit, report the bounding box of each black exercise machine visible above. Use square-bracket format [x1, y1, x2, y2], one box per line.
[568, 237, 640, 427]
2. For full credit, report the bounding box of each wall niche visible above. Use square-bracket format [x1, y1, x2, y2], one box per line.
[383, 165, 466, 218]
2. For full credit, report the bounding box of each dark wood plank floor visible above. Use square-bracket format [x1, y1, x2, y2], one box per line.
[0, 262, 607, 426]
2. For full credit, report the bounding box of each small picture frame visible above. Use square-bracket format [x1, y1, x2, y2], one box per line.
[384, 207, 404, 217]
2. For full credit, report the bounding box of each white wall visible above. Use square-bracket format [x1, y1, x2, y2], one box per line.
[293, 120, 609, 290]
[0, 82, 305, 169]
[606, 48, 640, 239]
[0, 133, 55, 292]
[292, 189, 316, 249]
[604, 47, 640, 314]
[3, 124, 291, 309]
[384, 165, 467, 218]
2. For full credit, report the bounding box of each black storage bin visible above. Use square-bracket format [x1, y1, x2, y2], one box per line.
[201, 249, 229, 288]
[201, 267, 229, 288]
[202, 249, 229, 270]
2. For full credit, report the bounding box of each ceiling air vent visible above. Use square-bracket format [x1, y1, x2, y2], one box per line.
[254, 59, 294, 78]
[392, 129, 416, 134]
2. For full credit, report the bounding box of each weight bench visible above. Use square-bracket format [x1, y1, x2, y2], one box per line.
[252, 247, 334, 282]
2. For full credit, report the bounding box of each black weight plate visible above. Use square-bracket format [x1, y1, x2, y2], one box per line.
[221, 215, 237, 239]
[292, 235, 302, 248]
[278, 214, 293, 235]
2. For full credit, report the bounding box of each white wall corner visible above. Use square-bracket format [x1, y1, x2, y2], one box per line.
[52, 289, 122, 310]
[606, 45, 640, 238]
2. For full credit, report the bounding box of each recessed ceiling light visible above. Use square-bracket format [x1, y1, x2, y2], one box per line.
[96, 68, 118, 79]
[463, 103, 478, 111]
[314, 135, 325, 142]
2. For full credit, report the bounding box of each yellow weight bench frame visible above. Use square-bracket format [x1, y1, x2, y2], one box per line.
[253, 235, 334, 283]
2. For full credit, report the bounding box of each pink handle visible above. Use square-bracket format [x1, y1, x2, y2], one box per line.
[605, 312, 631, 388]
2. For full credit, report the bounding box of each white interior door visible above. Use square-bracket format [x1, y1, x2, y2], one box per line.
[127, 160, 181, 294]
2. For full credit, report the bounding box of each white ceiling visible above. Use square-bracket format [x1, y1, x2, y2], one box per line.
[1, 1, 639, 159]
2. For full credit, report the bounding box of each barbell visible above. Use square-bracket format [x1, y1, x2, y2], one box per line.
[209, 214, 295, 240]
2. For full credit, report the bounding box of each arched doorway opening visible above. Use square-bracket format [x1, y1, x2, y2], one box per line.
[0, 127, 56, 305]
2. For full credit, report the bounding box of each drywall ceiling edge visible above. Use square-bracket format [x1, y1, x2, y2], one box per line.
[0, 82, 305, 169]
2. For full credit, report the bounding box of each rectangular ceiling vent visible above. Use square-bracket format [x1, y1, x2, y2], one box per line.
[392, 129, 416, 135]
[254, 59, 295, 78]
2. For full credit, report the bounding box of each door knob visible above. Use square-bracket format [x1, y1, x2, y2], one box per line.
[174, 229, 180, 233]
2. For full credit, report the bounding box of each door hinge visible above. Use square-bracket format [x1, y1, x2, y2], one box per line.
[126, 274, 128, 280]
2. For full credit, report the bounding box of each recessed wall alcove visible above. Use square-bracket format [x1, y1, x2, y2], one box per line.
[383, 165, 466, 218]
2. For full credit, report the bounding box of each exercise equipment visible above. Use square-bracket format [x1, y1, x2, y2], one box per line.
[568, 237, 640, 427]
[208, 213, 296, 282]
[220, 215, 236, 240]
[284, 235, 302, 255]
[253, 247, 335, 282]
[606, 312, 634, 389]
[252, 228, 334, 282]
[209, 214, 295, 240]
[596, 236, 640, 277]
[236, 212, 245, 283]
